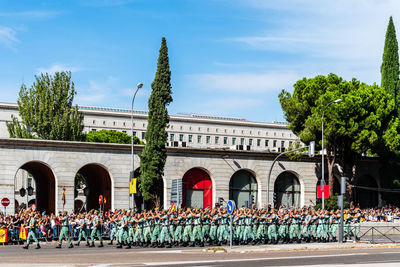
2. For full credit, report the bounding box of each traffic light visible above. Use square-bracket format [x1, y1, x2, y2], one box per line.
[218, 197, 224, 206]
[27, 186, 34, 196]
[309, 141, 315, 157]
[19, 188, 26, 197]
[273, 193, 277, 204]
[250, 194, 255, 207]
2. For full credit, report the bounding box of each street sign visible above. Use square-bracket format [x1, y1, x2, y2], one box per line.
[227, 200, 235, 215]
[98, 195, 103, 205]
[31, 204, 36, 211]
[1, 198, 10, 207]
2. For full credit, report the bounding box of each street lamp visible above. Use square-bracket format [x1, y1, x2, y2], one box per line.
[130, 82, 143, 210]
[321, 98, 342, 210]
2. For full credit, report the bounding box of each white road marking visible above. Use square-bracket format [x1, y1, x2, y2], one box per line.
[383, 251, 400, 254]
[142, 252, 369, 266]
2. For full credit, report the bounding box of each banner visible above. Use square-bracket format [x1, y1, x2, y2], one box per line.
[130, 178, 137, 194]
[0, 228, 7, 243]
[62, 188, 66, 205]
[19, 227, 28, 240]
[316, 185, 330, 199]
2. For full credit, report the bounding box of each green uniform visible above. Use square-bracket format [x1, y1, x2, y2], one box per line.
[159, 215, 171, 243]
[26, 217, 39, 246]
[58, 215, 72, 246]
[268, 214, 278, 241]
[90, 215, 103, 242]
[134, 218, 144, 243]
[182, 214, 192, 243]
[77, 218, 89, 244]
[191, 214, 202, 242]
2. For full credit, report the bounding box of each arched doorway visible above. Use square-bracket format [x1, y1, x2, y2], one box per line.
[354, 175, 378, 208]
[182, 168, 212, 209]
[14, 161, 56, 214]
[229, 170, 257, 208]
[274, 171, 301, 208]
[74, 164, 112, 211]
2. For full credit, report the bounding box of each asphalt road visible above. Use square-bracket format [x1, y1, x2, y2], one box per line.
[1, 243, 400, 266]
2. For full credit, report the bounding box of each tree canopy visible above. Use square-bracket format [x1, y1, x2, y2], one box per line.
[139, 37, 173, 205]
[7, 72, 85, 141]
[86, 130, 143, 144]
[279, 73, 400, 196]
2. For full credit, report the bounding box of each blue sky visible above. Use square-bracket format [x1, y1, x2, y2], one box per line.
[0, 0, 399, 122]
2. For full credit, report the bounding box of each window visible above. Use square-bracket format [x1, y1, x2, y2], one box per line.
[281, 141, 285, 148]
[240, 138, 244, 145]
[265, 139, 269, 147]
[180, 126, 183, 130]
[206, 136, 210, 144]
[170, 134, 175, 142]
[233, 130, 235, 134]
[113, 121, 116, 126]
[143, 123, 146, 127]
[92, 120, 96, 124]
[224, 129, 227, 133]
[188, 135, 193, 143]
[170, 125, 173, 129]
[289, 141, 293, 147]
[179, 134, 183, 142]
[103, 121, 106, 125]
[122, 130, 126, 133]
[197, 135, 202, 143]
[274, 132, 276, 136]
[142, 132, 146, 140]
[215, 136, 219, 144]
[223, 137, 228, 145]
[189, 126, 192, 130]
[132, 131, 136, 136]
[257, 139, 261, 146]
[249, 139, 253, 146]
[273, 140, 277, 147]
[216, 128, 218, 133]
[123, 122, 126, 126]
[207, 128, 210, 132]
[232, 137, 236, 145]
[91, 129, 96, 131]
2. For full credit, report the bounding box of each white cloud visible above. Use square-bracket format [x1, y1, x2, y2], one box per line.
[0, 10, 59, 18]
[37, 64, 81, 75]
[0, 26, 19, 49]
[230, 0, 400, 84]
[75, 77, 118, 106]
[188, 72, 300, 93]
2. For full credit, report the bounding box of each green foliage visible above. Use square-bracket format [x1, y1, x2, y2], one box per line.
[279, 74, 400, 195]
[286, 140, 306, 161]
[381, 16, 400, 115]
[86, 130, 143, 144]
[74, 173, 86, 190]
[6, 72, 85, 141]
[139, 37, 173, 204]
[314, 195, 349, 211]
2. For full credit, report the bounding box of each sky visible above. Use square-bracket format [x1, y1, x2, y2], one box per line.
[0, 0, 399, 123]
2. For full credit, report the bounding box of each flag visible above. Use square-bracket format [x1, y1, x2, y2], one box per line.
[130, 178, 137, 194]
[169, 201, 176, 213]
[19, 227, 27, 240]
[0, 229, 7, 243]
[316, 185, 330, 199]
[62, 188, 66, 205]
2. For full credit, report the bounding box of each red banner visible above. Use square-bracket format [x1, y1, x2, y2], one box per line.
[317, 185, 330, 199]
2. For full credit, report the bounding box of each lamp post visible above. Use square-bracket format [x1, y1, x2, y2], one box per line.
[321, 98, 342, 210]
[130, 82, 143, 210]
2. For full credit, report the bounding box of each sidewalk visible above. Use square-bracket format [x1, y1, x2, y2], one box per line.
[205, 241, 400, 253]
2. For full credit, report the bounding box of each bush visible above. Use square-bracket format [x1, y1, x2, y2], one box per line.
[314, 194, 349, 210]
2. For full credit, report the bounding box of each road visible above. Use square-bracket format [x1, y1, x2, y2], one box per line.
[1, 243, 400, 266]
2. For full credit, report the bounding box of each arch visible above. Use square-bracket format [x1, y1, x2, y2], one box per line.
[229, 169, 258, 208]
[354, 175, 379, 208]
[274, 171, 301, 208]
[182, 168, 213, 209]
[14, 161, 57, 214]
[75, 163, 112, 211]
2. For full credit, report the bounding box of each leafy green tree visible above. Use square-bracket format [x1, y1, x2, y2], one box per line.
[86, 130, 143, 144]
[139, 37, 173, 206]
[381, 16, 400, 115]
[279, 74, 400, 197]
[7, 72, 85, 141]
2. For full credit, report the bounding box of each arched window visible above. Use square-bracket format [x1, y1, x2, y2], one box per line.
[274, 172, 300, 208]
[229, 170, 257, 208]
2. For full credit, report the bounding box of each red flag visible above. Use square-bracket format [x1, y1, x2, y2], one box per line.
[169, 201, 176, 213]
[317, 185, 330, 199]
[62, 188, 66, 205]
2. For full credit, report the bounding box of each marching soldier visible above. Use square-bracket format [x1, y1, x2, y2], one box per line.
[56, 211, 73, 248]
[75, 214, 90, 246]
[22, 213, 41, 249]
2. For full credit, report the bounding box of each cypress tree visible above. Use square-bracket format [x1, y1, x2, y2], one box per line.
[6, 71, 85, 141]
[381, 16, 400, 114]
[139, 37, 173, 206]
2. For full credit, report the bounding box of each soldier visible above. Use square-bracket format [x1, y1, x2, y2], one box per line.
[353, 209, 361, 241]
[108, 213, 118, 245]
[267, 209, 278, 244]
[158, 210, 172, 248]
[90, 210, 104, 247]
[182, 210, 192, 247]
[75, 214, 90, 246]
[56, 211, 73, 248]
[201, 210, 210, 246]
[208, 210, 218, 245]
[302, 210, 312, 243]
[143, 212, 153, 247]
[22, 213, 41, 249]
[190, 209, 204, 247]
[217, 208, 229, 246]
[278, 210, 289, 244]
[133, 213, 144, 247]
[151, 210, 161, 247]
